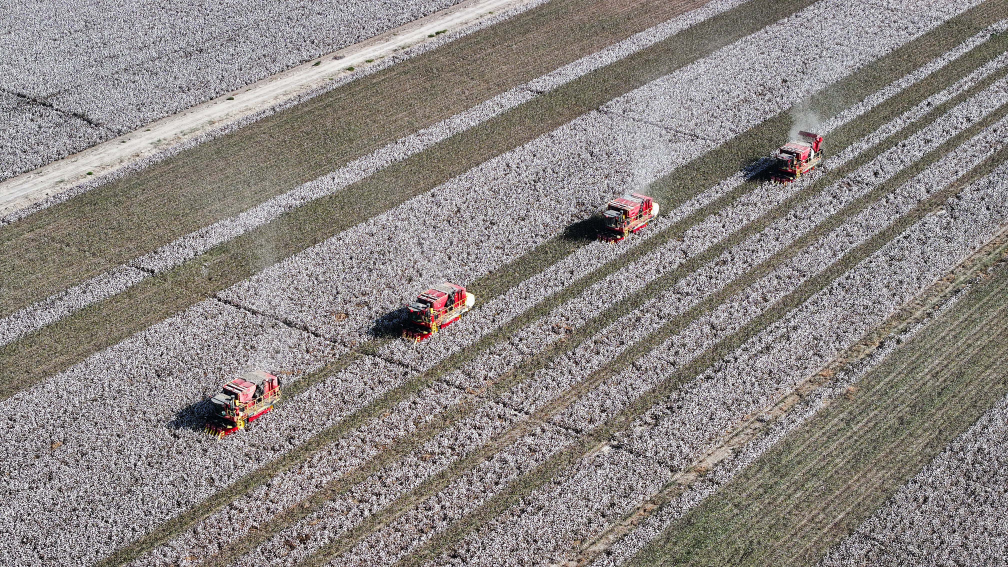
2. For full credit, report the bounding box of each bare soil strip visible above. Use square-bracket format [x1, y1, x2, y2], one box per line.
[625, 251, 1008, 567]
[0, 0, 708, 319]
[392, 84, 1008, 567]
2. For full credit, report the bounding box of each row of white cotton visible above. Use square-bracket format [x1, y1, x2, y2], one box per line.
[820, 376, 1008, 565]
[108, 3, 1000, 565]
[438, 143, 1008, 567]
[0, 0, 468, 181]
[242, 45, 1008, 567]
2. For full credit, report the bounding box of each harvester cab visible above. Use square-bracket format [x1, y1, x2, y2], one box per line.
[771, 131, 823, 182]
[599, 193, 659, 242]
[403, 282, 475, 342]
[205, 370, 282, 438]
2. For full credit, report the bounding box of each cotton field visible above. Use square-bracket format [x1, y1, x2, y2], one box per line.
[3, 0, 1008, 566]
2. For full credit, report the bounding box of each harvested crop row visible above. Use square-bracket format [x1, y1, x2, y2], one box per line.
[590, 292, 962, 567]
[439, 147, 1008, 567]
[408, 84, 1008, 567]
[820, 392, 1008, 565]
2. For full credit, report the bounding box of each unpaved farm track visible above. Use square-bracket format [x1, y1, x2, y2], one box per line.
[0, 0, 540, 216]
[4, 1, 1008, 566]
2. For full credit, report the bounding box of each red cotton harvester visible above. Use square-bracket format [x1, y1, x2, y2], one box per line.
[771, 131, 823, 182]
[205, 370, 282, 438]
[599, 193, 659, 242]
[403, 282, 475, 342]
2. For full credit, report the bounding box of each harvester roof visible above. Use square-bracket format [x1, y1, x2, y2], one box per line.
[783, 141, 810, 155]
[606, 193, 651, 215]
[414, 282, 464, 311]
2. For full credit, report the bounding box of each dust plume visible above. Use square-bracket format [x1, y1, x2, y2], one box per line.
[789, 100, 823, 141]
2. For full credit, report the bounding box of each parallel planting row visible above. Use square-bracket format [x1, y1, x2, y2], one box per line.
[2, 1, 1008, 566]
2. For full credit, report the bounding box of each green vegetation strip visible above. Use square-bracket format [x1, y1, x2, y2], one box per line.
[0, 0, 710, 317]
[628, 258, 1008, 567]
[394, 73, 1008, 567]
[1, 0, 817, 405]
[213, 20, 1008, 567]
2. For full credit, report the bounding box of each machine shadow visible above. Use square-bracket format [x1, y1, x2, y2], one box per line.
[168, 397, 215, 433]
[368, 306, 410, 339]
[561, 215, 601, 243]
